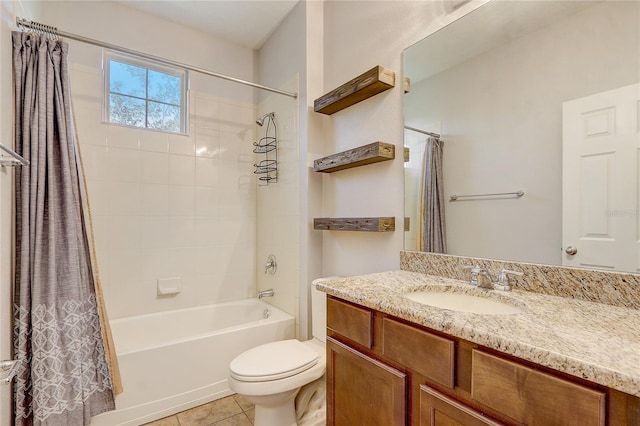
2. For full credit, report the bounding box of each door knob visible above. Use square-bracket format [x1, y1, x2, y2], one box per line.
[565, 246, 578, 255]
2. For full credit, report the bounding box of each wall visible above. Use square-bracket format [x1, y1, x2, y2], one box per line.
[320, 1, 481, 277]
[303, 0, 326, 339]
[37, 1, 259, 319]
[404, 1, 639, 265]
[256, 3, 305, 334]
[255, 77, 299, 322]
[257, 1, 327, 339]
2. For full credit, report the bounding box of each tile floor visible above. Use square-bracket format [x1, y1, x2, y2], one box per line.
[144, 394, 254, 426]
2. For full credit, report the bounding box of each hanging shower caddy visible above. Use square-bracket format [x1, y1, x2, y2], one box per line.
[253, 112, 277, 185]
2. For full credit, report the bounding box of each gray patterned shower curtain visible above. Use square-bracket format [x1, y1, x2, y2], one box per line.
[12, 32, 120, 425]
[417, 137, 446, 253]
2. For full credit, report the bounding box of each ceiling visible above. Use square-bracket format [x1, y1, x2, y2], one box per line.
[117, 0, 299, 49]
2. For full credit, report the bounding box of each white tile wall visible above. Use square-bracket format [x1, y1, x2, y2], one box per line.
[169, 132, 195, 156]
[195, 127, 220, 159]
[195, 157, 220, 187]
[255, 78, 300, 326]
[140, 152, 169, 184]
[71, 63, 257, 319]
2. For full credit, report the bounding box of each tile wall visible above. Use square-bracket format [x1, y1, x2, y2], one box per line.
[71, 63, 257, 319]
[255, 77, 301, 327]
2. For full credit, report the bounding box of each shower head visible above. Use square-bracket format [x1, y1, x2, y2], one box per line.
[256, 112, 274, 126]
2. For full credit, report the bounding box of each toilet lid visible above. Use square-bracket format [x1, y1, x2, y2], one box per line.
[229, 339, 319, 382]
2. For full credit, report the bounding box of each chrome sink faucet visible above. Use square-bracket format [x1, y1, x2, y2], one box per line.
[462, 265, 492, 288]
[462, 265, 523, 291]
[493, 269, 523, 291]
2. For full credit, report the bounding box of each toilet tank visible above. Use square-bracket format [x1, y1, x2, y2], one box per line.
[311, 277, 340, 343]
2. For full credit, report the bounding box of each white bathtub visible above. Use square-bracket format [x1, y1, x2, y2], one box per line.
[91, 298, 295, 426]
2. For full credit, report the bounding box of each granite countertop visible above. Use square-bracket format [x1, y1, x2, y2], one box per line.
[316, 270, 640, 397]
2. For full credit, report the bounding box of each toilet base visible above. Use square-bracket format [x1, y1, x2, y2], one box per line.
[242, 388, 299, 426]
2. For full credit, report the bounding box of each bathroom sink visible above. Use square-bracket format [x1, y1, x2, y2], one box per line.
[404, 291, 523, 315]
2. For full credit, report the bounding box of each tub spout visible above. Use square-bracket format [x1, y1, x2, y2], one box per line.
[258, 289, 274, 299]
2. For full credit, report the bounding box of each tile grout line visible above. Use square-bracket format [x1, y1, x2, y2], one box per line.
[207, 396, 251, 426]
[235, 399, 252, 425]
[234, 396, 254, 425]
[144, 394, 255, 426]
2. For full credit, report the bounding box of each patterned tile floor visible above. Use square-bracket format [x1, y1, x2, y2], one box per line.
[143, 394, 255, 426]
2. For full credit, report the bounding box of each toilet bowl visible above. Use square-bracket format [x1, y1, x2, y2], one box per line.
[228, 277, 338, 426]
[228, 338, 325, 426]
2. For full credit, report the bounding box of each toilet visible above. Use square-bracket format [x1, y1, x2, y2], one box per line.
[228, 277, 336, 426]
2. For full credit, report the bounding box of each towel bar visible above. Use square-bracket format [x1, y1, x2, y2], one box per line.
[450, 190, 524, 201]
[0, 143, 29, 167]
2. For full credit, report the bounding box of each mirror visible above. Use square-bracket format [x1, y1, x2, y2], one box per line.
[404, 0, 640, 273]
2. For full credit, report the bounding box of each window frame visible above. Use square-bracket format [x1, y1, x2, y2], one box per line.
[103, 50, 189, 135]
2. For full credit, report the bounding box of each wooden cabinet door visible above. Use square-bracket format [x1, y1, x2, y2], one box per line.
[327, 337, 407, 426]
[420, 385, 504, 426]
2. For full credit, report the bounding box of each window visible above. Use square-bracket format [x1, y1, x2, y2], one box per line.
[104, 51, 188, 134]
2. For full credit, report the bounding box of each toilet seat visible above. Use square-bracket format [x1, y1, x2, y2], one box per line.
[229, 339, 319, 382]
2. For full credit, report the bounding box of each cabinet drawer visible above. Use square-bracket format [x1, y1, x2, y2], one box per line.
[327, 297, 373, 348]
[382, 317, 455, 389]
[471, 350, 606, 426]
[420, 385, 504, 426]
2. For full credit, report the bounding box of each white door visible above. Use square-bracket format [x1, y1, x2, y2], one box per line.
[562, 83, 640, 272]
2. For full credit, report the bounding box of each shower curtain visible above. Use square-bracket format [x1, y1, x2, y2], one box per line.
[417, 137, 447, 253]
[12, 32, 121, 425]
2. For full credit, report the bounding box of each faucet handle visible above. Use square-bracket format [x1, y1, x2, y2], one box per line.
[461, 265, 484, 286]
[264, 254, 277, 274]
[494, 269, 523, 291]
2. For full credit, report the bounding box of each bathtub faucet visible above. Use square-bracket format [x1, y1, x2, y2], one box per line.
[258, 289, 274, 299]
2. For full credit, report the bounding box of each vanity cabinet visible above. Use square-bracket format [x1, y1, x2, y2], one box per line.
[326, 296, 639, 426]
[327, 337, 406, 426]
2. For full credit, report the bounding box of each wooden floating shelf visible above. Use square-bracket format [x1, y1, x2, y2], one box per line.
[314, 217, 395, 232]
[314, 142, 395, 173]
[314, 65, 396, 115]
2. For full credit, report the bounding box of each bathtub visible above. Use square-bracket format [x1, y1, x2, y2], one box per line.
[91, 298, 295, 426]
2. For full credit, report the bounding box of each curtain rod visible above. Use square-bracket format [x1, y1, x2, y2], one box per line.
[404, 125, 441, 139]
[16, 17, 298, 100]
